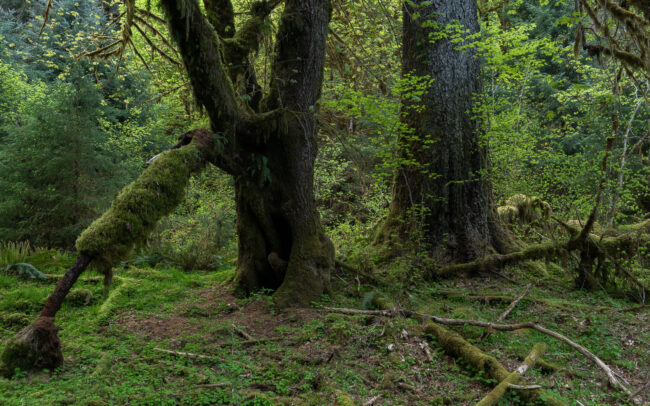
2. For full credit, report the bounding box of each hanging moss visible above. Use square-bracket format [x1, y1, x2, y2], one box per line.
[498, 194, 552, 225]
[75, 145, 204, 269]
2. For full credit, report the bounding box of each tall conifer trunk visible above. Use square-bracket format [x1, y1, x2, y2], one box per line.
[379, 0, 510, 262]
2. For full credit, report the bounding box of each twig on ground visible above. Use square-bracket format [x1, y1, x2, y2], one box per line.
[195, 383, 229, 389]
[631, 381, 650, 398]
[613, 305, 650, 313]
[497, 284, 531, 323]
[153, 347, 230, 363]
[507, 383, 543, 390]
[232, 323, 255, 341]
[481, 284, 531, 341]
[362, 394, 382, 406]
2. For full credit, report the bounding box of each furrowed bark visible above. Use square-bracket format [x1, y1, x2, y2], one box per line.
[232, 0, 335, 307]
[377, 0, 516, 262]
[162, 0, 335, 307]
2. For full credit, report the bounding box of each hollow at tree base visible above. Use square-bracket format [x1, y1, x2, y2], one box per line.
[0, 317, 63, 378]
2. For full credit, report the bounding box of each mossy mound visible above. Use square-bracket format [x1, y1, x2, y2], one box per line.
[0, 312, 30, 328]
[76, 145, 204, 269]
[65, 289, 93, 307]
[498, 194, 552, 225]
[0, 317, 62, 378]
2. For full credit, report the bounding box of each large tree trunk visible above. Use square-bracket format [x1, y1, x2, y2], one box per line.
[162, 0, 334, 305]
[232, 0, 334, 306]
[378, 0, 509, 262]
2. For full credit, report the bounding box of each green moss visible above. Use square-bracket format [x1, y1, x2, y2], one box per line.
[0, 318, 62, 378]
[520, 260, 549, 277]
[65, 289, 93, 306]
[326, 313, 355, 344]
[0, 335, 31, 377]
[333, 389, 355, 406]
[0, 312, 30, 328]
[96, 278, 135, 325]
[449, 306, 482, 338]
[76, 145, 203, 269]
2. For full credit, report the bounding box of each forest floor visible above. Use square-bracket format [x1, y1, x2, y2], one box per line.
[0, 259, 648, 405]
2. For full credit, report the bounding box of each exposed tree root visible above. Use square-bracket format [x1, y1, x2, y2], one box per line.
[0, 317, 62, 378]
[475, 343, 546, 406]
[323, 306, 641, 402]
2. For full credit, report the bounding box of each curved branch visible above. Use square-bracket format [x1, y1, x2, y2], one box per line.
[160, 0, 245, 127]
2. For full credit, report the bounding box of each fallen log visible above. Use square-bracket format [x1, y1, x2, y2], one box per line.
[424, 323, 564, 406]
[322, 306, 639, 402]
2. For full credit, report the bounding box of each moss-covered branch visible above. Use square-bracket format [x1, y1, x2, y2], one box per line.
[160, 0, 246, 127]
[475, 343, 546, 406]
[424, 323, 563, 406]
[438, 216, 649, 294]
[202, 0, 235, 38]
[323, 306, 638, 401]
[76, 140, 209, 269]
[1, 132, 214, 378]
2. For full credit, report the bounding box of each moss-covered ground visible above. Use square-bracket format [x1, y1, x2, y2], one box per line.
[0, 260, 648, 405]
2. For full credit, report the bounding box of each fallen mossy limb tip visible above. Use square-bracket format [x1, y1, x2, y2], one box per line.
[1, 132, 212, 378]
[423, 323, 564, 406]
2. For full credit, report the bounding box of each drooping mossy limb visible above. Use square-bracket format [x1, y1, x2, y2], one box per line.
[76, 140, 207, 268]
[475, 343, 546, 406]
[1, 134, 211, 377]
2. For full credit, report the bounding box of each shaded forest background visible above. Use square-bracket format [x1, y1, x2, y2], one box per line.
[0, 0, 649, 404]
[1, 0, 648, 267]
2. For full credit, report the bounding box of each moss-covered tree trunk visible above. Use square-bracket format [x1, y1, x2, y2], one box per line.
[162, 0, 335, 306]
[378, 0, 511, 262]
[230, 0, 334, 306]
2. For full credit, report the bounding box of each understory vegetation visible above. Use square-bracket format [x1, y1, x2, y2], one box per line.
[0, 0, 649, 404]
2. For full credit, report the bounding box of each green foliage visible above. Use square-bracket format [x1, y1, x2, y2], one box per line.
[0, 69, 123, 248]
[141, 166, 236, 271]
[0, 241, 36, 267]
